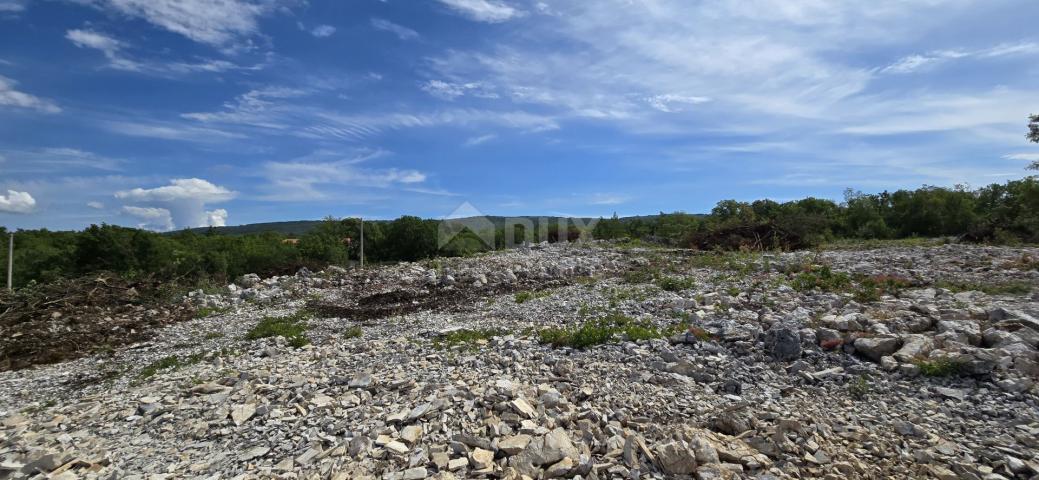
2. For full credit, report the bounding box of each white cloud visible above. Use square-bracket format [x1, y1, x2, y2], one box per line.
[260, 150, 426, 201]
[116, 178, 235, 229]
[587, 193, 630, 206]
[310, 25, 336, 38]
[205, 208, 228, 227]
[116, 178, 236, 203]
[66, 28, 253, 75]
[81, 0, 292, 47]
[840, 88, 1038, 136]
[0, 0, 25, 12]
[0, 147, 122, 173]
[87, 201, 105, 209]
[104, 119, 245, 142]
[371, 18, 419, 40]
[646, 94, 711, 113]
[122, 206, 174, 231]
[420, 79, 498, 101]
[0, 75, 60, 113]
[0, 190, 35, 214]
[464, 133, 497, 146]
[436, 0, 521, 23]
[1004, 153, 1039, 162]
[881, 41, 1039, 74]
[66, 29, 123, 56]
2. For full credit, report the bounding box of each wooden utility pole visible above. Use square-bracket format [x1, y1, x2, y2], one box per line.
[359, 217, 364, 269]
[6, 232, 12, 292]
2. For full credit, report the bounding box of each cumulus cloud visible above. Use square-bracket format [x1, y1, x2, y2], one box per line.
[116, 178, 235, 229]
[436, 0, 521, 23]
[310, 25, 336, 37]
[0, 190, 35, 214]
[0, 75, 60, 113]
[122, 206, 174, 231]
[206, 209, 228, 227]
[371, 18, 419, 40]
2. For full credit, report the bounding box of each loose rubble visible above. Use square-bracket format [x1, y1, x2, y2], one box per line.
[1, 242, 1037, 479]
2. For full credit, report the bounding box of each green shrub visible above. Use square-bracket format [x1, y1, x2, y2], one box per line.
[433, 328, 505, 349]
[195, 306, 231, 318]
[138, 352, 204, 379]
[515, 290, 552, 303]
[538, 313, 669, 348]
[915, 358, 963, 377]
[246, 312, 310, 348]
[791, 266, 851, 293]
[848, 375, 870, 400]
[655, 276, 696, 292]
[343, 326, 363, 339]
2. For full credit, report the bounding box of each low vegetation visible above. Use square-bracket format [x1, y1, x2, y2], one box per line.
[139, 353, 204, 379]
[935, 280, 1034, 296]
[343, 326, 363, 339]
[537, 312, 685, 348]
[514, 289, 553, 304]
[433, 328, 505, 349]
[915, 358, 964, 377]
[245, 312, 310, 348]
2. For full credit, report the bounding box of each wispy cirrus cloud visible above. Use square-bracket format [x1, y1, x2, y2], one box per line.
[76, 0, 297, 48]
[258, 150, 427, 202]
[371, 18, 419, 40]
[0, 75, 60, 113]
[435, 0, 522, 23]
[881, 41, 1039, 74]
[66, 28, 258, 75]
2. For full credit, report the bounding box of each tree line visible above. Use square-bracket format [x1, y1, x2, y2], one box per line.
[1, 177, 1038, 289]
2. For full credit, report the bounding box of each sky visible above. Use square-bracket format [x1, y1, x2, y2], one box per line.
[1, 0, 1038, 231]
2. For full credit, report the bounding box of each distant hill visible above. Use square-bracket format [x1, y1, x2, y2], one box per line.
[180, 213, 704, 237]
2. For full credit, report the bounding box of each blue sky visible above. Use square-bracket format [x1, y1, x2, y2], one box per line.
[1, 0, 1038, 230]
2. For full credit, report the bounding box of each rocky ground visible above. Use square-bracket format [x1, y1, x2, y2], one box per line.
[1, 241, 1038, 479]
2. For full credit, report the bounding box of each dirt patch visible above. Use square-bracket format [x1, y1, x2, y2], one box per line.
[0, 274, 195, 371]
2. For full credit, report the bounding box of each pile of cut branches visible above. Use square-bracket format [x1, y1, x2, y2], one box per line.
[0, 273, 195, 371]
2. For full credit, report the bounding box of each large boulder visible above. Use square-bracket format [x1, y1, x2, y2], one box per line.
[854, 336, 902, 362]
[654, 441, 697, 475]
[893, 334, 934, 363]
[764, 325, 801, 361]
